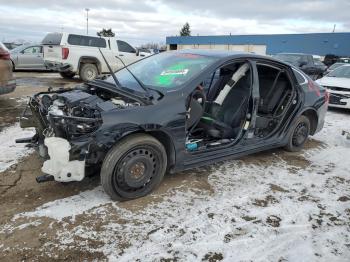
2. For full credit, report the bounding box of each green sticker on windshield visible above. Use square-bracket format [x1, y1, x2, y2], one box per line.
[155, 63, 189, 87]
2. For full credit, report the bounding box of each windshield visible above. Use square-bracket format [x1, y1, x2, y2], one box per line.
[328, 66, 350, 78]
[106, 52, 218, 92]
[329, 63, 345, 70]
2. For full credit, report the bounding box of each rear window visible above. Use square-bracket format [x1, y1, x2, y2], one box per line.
[293, 68, 307, 85]
[42, 33, 63, 45]
[68, 34, 106, 48]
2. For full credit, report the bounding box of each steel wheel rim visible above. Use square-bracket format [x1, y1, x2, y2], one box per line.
[112, 145, 160, 196]
[292, 122, 308, 146]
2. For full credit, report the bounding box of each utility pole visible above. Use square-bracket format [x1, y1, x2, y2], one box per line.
[85, 8, 90, 35]
[332, 24, 336, 33]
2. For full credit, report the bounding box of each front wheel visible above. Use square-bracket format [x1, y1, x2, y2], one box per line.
[101, 134, 167, 201]
[285, 115, 310, 152]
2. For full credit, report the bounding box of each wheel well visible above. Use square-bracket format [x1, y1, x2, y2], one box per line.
[146, 131, 176, 172]
[79, 57, 101, 73]
[302, 109, 318, 135]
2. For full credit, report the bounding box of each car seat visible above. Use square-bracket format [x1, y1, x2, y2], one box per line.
[200, 63, 251, 139]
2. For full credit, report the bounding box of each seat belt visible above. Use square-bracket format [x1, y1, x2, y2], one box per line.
[214, 63, 250, 106]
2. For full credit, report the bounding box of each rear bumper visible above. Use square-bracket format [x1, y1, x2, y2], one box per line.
[0, 80, 16, 95]
[44, 60, 73, 72]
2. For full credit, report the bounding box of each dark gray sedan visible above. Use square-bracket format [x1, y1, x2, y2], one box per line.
[10, 44, 47, 70]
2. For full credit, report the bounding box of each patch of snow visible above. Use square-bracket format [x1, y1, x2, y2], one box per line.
[16, 187, 112, 221]
[0, 220, 41, 234]
[0, 123, 35, 172]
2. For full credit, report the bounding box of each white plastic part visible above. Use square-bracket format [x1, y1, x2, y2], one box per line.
[214, 63, 250, 106]
[41, 137, 85, 182]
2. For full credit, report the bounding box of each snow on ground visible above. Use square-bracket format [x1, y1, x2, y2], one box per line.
[0, 123, 35, 172]
[1, 110, 350, 261]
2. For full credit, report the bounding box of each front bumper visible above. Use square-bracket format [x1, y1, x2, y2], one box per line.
[42, 137, 85, 182]
[328, 90, 350, 109]
[44, 60, 73, 72]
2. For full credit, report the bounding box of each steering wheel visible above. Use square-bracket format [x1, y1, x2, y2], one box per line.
[191, 85, 206, 110]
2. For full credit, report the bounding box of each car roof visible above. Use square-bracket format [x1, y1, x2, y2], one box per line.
[276, 52, 312, 56]
[174, 49, 252, 58]
[172, 49, 292, 67]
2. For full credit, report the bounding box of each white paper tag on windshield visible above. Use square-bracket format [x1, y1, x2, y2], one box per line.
[160, 69, 189, 76]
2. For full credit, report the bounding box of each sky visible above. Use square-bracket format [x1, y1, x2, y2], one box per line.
[0, 0, 349, 46]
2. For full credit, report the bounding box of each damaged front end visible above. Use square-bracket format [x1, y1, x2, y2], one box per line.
[18, 82, 144, 183]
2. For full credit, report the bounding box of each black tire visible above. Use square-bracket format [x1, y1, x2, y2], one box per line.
[59, 71, 75, 79]
[79, 63, 98, 82]
[285, 115, 311, 152]
[101, 134, 167, 201]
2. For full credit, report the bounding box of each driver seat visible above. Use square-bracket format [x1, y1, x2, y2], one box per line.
[200, 66, 251, 139]
[201, 87, 249, 138]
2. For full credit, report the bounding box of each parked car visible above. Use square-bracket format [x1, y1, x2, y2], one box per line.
[325, 62, 347, 75]
[0, 42, 16, 95]
[10, 44, 47, 70]
[274, 53, 327, 79]
[42, 32, 142, 81]
[324, 54, 339, 67]
[3, 42, 21, 50]
[339, 57, 350, 64]
[316, 64, 350, 109]
[138, 48, 153, 57]
[18, 50, 328, 200]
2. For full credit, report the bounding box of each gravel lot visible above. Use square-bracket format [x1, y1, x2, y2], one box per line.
[0, 72, 349, 261]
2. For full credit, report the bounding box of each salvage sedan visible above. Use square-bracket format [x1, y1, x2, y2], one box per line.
[18, 50, 328, 200]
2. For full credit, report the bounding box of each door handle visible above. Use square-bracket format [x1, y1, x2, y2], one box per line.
[119, 54, 124, 56]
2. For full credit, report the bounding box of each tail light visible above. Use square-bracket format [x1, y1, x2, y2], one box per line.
[62, 47, 69, 59]
[308, 80, 320, 97]
[0, 47, 10, 60]
[325, 90, 330, 104]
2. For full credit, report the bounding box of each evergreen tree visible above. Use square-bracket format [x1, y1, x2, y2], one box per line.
[179, 22, 191, 36]
[97, 28, 115, 37]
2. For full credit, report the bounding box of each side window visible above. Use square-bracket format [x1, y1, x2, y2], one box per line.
[23, 46, 41, 54]
[117, 40, 136, 53]
[293, 68, 307, 86]
[67, 35, 106, 48]
[202, 69, 220, 95]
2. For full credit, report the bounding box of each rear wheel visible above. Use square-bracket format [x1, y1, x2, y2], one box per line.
[101, 134, 167, 201]
[79, 63, 98, 82]
[285, 115, 310, 152]
[59, 71, 75, 79]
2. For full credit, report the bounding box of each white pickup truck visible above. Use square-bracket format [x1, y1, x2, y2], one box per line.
[42, 32, 142, 81]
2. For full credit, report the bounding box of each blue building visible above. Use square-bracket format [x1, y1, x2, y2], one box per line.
[166, 32, 350, 56]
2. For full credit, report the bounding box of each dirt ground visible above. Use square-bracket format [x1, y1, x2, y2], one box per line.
[0, 72, 349, 261]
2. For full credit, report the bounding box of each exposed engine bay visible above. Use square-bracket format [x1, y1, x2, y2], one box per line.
[25, 84, 142, 140]
[19, 83, 144, 183]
